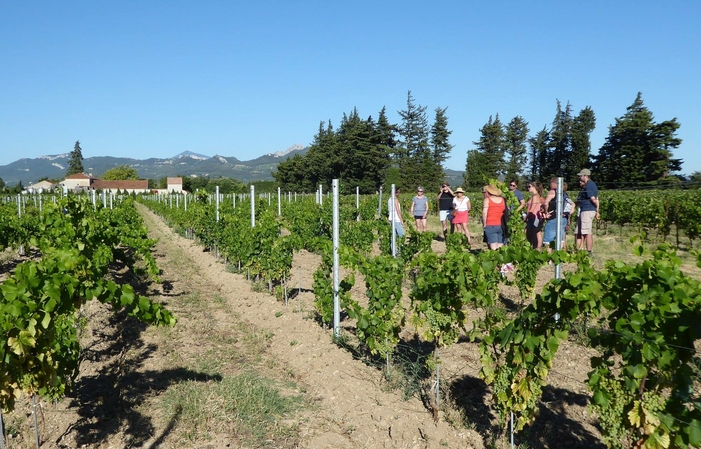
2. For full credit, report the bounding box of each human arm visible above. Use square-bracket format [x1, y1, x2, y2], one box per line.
[543, 189, 556, 218]
[482, 199, 489, 226]
[586, 182, 600, 220]
[591, 196, 600, 220]
[410, 197, 416, 216]
[395, 198, 404, 223]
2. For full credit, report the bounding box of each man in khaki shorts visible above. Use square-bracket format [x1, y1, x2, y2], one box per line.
[574, 168, 600, 256]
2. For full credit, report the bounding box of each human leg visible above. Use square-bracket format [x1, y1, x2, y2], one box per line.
[394, 221, 405, 238]
[579, 211, 595, 253]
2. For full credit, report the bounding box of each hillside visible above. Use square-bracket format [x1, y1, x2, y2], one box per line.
[0, 145, 465, 188]
[0, 146, 308, 186]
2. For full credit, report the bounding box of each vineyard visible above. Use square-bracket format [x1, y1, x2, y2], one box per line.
[0, 195, 175, 447]
[1, 188, 701, 448]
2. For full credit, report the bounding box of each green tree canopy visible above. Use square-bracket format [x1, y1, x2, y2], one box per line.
[528, 126, 549, 181]
[396, 91, 436, 190]
[274, 108, 393, 194]
[503, 116, 530, 182]
[594, 92, 682, 188]
[464, 114, 504, 188]
[66, 141, 85, 177]
[101, 165, 140, 180]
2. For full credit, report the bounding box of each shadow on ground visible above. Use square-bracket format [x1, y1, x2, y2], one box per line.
[59, 310, 218, 448]
[449, 374, 605, 448]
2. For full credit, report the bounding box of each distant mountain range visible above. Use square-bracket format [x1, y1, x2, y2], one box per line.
[0, 145, 309, 186]
[1, 144, 465, 187]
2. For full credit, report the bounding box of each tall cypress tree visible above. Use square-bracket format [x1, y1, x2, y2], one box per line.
[396, 91, 432, 189]
[528, 127, 549, 181]
[545, 100, 572, 178]
[465, 115, 505, 187]
[594, 93, 682, 188]
[503, 116, 530, 182]
[66, 140, 85, 177]
[336, 109, 390, 193]
[464, 149, 489, 189]
[569, 106, 596, 181]
[429, 107, 453, 187]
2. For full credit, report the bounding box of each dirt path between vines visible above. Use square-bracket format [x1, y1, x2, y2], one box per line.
[133, 204, 487, 448]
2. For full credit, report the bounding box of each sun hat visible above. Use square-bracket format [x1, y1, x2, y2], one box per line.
[483, 185, 502, 196]
[454, 187, 465, 194]
[577, 168, 591, 176]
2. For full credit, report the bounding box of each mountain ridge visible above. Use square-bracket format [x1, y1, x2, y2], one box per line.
[0, 146, 309, 185]
[1, 145, 465, 188]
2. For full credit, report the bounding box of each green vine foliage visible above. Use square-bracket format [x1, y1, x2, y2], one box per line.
[341, 248, 405, 359]
[0, 196, 175, 413]
[311, 241, 354, 327]
[477, 249, 598, 430]
[399, 227, 435, 265]
[589, 244, 701, 448]
[409, 246, 502, 352]
[140, 190, 701, 445]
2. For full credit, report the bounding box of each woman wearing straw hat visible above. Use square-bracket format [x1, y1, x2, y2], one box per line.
[481, 184, 506, 250]
[451, 187, 472, 245]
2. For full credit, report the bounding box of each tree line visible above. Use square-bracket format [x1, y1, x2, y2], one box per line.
[467, 92, 684, 189]
[7, 92, 691, 194]
[273, 91, 452, 194]
[274, 91, 688, 193]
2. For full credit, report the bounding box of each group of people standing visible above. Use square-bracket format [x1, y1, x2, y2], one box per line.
[388, 168, 600, 255]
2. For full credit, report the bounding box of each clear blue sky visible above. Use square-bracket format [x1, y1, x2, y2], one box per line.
[1, 1, 699, 175]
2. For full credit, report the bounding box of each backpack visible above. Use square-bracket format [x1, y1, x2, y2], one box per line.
[563, 193, 574, 215]
[501, 201, 511, 237]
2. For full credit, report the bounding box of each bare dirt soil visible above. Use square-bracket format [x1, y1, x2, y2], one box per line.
[3, 206, 609, 448]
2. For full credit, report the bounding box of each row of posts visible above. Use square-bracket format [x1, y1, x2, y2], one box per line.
[1, 190, 130, 217]
[0, 179, 565, 449]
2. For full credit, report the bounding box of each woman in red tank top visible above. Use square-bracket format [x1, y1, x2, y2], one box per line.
[481, 185, 506, 250]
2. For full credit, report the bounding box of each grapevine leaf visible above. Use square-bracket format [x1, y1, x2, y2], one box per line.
[592, 389, 610, 407]
[626, 364, 648, 379]
[8, 331, 36, 356]
[645, 431, 670, 449]
[688, 419, 701, 447]
[629, 402, 642, 427]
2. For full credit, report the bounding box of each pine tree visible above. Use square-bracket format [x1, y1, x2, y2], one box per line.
[66, 140, 85, 177]
[569, 106, 596, 182]
[464, 150, 488, 189]
[337, 109, 390, 193]
[528, 127, 549, 181]
[503, 116, 530, 182]
[594, 92, 682, 188]
[545, 100, 572, 178]
[465, 115, 505, 187]
[429, 107, 453, 188]
[396, 91, 431, 189]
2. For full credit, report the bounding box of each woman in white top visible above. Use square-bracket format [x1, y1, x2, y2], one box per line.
[451, 187, 471, 245]
[387, 187, 404, 237]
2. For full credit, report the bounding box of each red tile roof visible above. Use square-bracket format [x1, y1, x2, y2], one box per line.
[65, 173, 95, 180]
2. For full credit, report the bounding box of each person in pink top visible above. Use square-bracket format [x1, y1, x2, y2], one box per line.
[451, 187, 471, 245]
